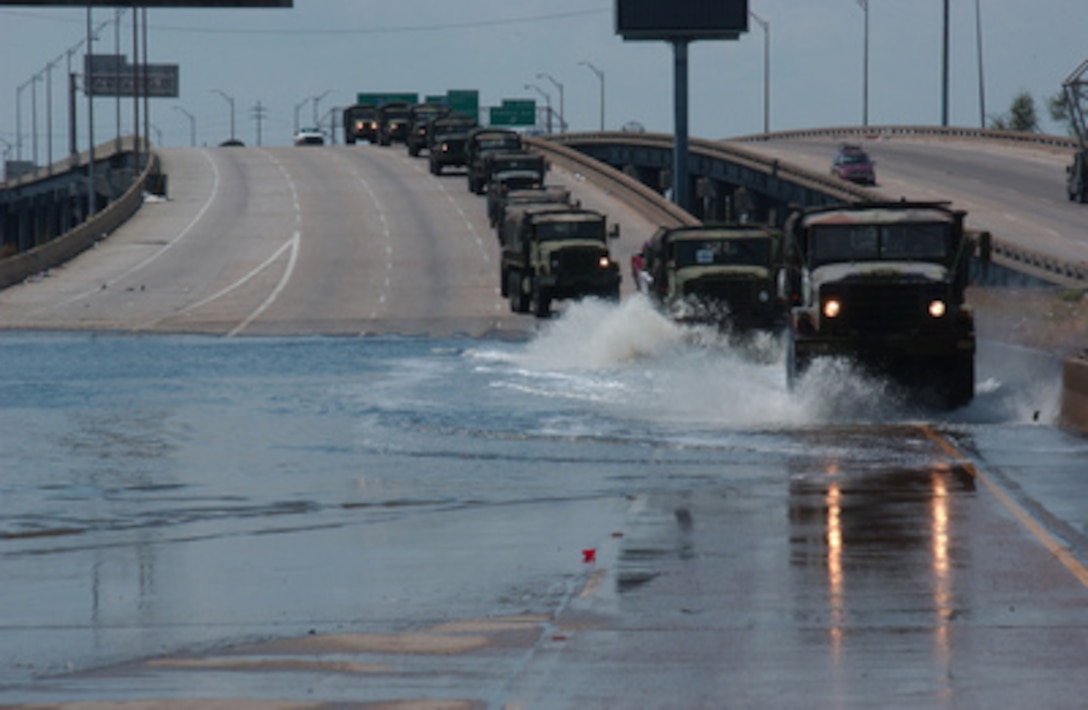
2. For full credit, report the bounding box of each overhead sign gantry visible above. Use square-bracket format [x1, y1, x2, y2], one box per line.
[615, 0, 748, 212]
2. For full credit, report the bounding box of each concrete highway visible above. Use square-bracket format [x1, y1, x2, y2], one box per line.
[0, 144, 649, 337]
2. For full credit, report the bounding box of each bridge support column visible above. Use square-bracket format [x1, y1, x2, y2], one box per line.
[672, 39, 690, 213]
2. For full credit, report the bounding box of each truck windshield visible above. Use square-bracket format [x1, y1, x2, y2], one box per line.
[810, 223, 951, 265]
[673, 238, 771, 268]
[537, 221, 604, 241]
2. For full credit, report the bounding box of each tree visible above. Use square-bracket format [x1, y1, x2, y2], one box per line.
[989, 92, 1039, 132]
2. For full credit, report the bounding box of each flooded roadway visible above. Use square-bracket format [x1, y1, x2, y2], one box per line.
[2, 298, 1087, 709]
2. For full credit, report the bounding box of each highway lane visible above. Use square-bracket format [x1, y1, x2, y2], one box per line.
[0, 144, 651, 336]
[737, 136, 1088, 267]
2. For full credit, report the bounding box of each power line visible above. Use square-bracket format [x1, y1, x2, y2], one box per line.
[0, 8, 608, 36]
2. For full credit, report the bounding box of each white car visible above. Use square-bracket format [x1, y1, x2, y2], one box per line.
[293, 128, 325, 146]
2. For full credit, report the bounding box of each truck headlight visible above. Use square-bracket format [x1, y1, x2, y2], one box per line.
[822, 298, 842, 319]
[928, 299, 947, 318]
[598, 256, 611, 269]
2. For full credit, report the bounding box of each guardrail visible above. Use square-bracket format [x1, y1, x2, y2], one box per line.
[0, 144, 160, 290]
[524, 135, 699, 228]
[546, 129, 1088, 288]
[733, 124, 1080, 152]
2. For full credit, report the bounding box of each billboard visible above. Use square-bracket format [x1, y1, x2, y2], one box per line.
[0, 1, 291, 6]
[615, 0, 747, 40]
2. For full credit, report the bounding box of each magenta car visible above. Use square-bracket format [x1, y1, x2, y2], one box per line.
[831, 143, 876, 185]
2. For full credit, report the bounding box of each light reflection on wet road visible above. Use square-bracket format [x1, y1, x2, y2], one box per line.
[2, 298, 1087, 708]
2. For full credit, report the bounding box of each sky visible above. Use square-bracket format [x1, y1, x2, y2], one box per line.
[1, 0, 1085, 160]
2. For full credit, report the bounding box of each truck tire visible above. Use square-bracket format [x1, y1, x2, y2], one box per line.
[937, 355, 975, 410]
[509, 271, 530, 313]
[785, 330, 810, 391]
[532, 284, 552, 319]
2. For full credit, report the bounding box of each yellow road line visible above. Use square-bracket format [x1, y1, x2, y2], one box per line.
[920, 424, 1088, 589]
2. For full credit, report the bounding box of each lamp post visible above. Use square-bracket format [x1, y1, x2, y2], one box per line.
[974, 0, 986, 128]
[212, 88, 236, 142]
[524, 83, 552, 134]
[856, 0, 869, 127]
[578, 60, 605, 131]
[15, 77, 34, 163]
[294, 96, 311, 134]
[65, 40, 84, 160]
[312, 89, 332, 126]
[173, 105, 195, 147]
[749, 11, 770, 134]
[536, 73, 565, 133]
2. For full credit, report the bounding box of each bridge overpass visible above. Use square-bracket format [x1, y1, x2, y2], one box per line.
[3, 126, 1086, 289]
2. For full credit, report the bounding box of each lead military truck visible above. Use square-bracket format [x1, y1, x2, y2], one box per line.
[500, 204, 621, 318]
[781, 201, 976, 409]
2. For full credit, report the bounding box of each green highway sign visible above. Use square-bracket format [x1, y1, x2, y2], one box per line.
[355, 92, 419, 107]
[446, 90, 479, 120]
[490, 99, 536, 127]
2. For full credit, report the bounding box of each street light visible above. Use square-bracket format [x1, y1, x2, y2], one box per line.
[294, 96, 311, 134]
[578, 60, 605, 131]
[313, 89, 332, 126]
[524, 83, 552, 134]
[536, 73, 565, 133]
[856, 0, 869, 126]
[211, 88, 236, 142]
[974, 0, 986, 128]
[174, 105, 196, 147]
[749, 12, 771, 134]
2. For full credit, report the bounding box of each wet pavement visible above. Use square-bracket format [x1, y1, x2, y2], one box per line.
[2, 303, 1088, 708]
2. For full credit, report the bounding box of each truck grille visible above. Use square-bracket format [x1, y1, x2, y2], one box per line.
[556, 247, 607, 277]
[684, 276, 762, 308]
[822, 282, 947, 333]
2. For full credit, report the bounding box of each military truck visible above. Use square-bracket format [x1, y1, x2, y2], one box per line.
[405, 103, 451, 157]
[491, 185, 575, 240]
[485, 152, 549, 226]
[377, 102, 412, 146]
[500, 205, 621, 318]
[465, 128, 523, 194]
[781, 201, 976, 409]
[343, 104, 379, 144]
[640, 224, 784, 332]
[427, 114, 479, 175]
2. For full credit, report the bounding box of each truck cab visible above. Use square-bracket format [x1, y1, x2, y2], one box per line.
[406, 103, 451, 157]
[465, 128, 524, 194]
[500, 205, 621, 318]
[343, 104, 378, 144]
[782, 201, 976, 409]
[377, 102, 412, 146]
[427, 114, 479, 175]
[641, 224, 784, 332]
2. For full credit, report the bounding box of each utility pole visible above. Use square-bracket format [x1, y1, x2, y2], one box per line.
[252, 100, 268, 147]
[941, 0, 950, 126]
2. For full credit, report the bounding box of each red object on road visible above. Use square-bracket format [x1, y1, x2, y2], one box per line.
[582, 548, 596, 563]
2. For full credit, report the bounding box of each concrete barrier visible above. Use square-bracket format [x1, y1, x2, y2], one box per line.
[1061, 355, 1088, 435]
[0, 150, 159, 290]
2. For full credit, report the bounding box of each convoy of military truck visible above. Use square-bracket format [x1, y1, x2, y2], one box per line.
[342, 97, 980, 409]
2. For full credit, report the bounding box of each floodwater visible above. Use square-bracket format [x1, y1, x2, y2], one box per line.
[0, 295, 1077, 705]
